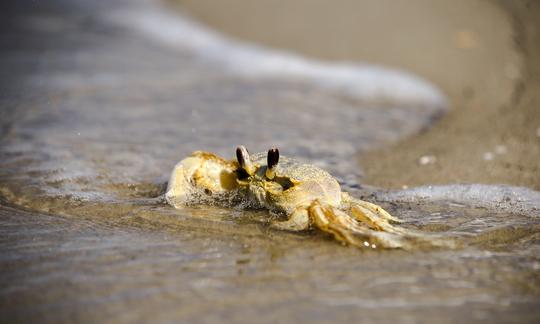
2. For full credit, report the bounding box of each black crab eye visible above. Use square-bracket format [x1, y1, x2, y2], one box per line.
[265, 147, 279, 180]
[267, 148, 279, 169]
[236, 145, 255, 175]
[236, 146, 249, 168]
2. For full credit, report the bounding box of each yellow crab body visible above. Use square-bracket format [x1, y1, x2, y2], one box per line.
[249, 152, 341, 213]
[166, 146, 441, 249]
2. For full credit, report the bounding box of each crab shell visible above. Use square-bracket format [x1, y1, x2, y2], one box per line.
[249, 152, 341, 213]
[165, 151, 341, 213]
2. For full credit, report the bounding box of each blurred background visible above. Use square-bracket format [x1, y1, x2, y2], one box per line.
[174, 0, 540, 189]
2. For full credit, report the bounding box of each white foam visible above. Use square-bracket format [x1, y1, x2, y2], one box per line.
[378, 184, 540, 217]
[107, 0, 447, 108]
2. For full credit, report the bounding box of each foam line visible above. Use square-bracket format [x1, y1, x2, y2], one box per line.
[107, 1, 447, 108]
[377, 184, 540, 216]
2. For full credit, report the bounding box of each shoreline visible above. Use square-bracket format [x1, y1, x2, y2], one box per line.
[173, 0, 540, 190]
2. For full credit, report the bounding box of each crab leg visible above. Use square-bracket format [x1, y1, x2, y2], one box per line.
[349, 203, 407, 235]
[344, 198, 436, 238]
[268, 199, 410, 248]
[308, 200, 409, 249]
[308, 202, 364, 246]
[311, 199, 458, 249]
[342, 193, 402, 223]
[270, 207, 310, 231]
[344, 197, 452, 243]
[270, 199, 455, 249]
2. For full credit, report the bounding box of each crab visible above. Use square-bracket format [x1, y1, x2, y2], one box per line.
[165, 146, 434, 249]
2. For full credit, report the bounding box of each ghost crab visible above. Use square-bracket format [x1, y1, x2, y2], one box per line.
[166, 146, 428, 249]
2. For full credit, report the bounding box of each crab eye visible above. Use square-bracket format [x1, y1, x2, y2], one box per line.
[236, 146, 249, 167]
[265, 147, 279, 180]
[267, 148, 279, 169]
[236, 145, 255, 175]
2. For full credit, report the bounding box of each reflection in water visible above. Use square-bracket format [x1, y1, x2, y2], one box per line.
[0, 0, 539, 323]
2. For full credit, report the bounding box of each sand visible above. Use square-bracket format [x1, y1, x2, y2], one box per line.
[174, 0, 540, 190]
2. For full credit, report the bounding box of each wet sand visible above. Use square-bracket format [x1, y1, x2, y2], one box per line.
[174, 0, 540, 190]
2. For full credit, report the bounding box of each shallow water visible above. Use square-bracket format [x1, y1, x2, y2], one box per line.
[1, 0, 539, 323]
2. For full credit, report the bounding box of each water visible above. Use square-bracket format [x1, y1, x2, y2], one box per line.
[0, 0, 539, 323]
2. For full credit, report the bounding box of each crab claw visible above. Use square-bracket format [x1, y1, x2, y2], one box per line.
[165, 151, 238, 207]
[166, 155, 202, 207]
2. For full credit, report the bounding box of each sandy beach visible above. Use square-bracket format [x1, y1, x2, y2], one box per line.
[175, 0, 540, 190]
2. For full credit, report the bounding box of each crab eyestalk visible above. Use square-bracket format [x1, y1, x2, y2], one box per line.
[265, 147, 279, 180]
[236, 145, 256, 175]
